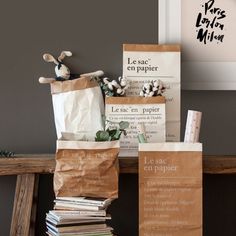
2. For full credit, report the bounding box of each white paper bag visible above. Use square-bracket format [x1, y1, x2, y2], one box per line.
[50, 77, 104, 140]
[123, 44, 181, 142]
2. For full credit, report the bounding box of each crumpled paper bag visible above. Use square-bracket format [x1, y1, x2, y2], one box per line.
[50, 77, 104, 140]
[54, 140, 120, 199]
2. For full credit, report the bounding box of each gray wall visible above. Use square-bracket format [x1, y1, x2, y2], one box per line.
[0, 0, 235, 235]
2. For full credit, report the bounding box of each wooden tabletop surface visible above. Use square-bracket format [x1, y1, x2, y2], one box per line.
[0, 155, 236, 175]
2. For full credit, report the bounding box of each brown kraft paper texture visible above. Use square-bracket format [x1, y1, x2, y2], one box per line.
[54, 141, 120, 199]
[50, 76, 99, 94]
[123, 44, 180, 52]
[139, 143, 202, 236]
[106, 96, 165, 105]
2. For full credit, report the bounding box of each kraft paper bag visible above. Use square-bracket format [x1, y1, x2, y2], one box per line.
[123, 44, 181, 142]
[54, 140, 120, 199]
[105, 96, 166, 157]
[139, 142, 202, 236]
[50, 77, 104, 140]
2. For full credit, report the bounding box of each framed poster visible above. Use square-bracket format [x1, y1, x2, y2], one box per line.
[159, 0, 236, 90]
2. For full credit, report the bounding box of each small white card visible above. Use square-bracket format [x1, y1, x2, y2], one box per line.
[105, 97, 166, 157]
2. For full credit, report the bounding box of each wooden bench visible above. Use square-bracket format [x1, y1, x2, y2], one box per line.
[0, 154, 236, 236]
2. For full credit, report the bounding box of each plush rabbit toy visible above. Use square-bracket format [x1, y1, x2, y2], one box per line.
[39, 51, 104, 84]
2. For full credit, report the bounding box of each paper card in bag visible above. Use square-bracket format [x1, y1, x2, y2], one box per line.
[139, 143, 202, 236]
[106, 96, 166, 157]
[54, 140, 120, 199]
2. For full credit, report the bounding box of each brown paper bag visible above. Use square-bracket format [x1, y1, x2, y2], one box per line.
[139, 143, 202, 236]
[106, 96, 166, 157]
[54, 140, 120, 199]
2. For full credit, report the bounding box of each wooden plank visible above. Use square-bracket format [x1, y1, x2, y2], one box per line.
[119, 156, 138, 174]
[10, 174, 35, 236]
[0, 155, 55, 176]
[29, 174, 39, 236]
[0, 154, 236, 175]
[204, 156, 236, 174]
[119, 156, 236, 174]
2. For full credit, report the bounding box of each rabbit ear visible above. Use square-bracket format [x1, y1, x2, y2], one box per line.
[38, 77, 56, 84]
[58, 51, 72, 61]
[81, 70, 104, 78]
[43, 53, 58, 65]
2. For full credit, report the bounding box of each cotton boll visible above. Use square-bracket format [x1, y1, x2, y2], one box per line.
[153, 80, 158, 87]
[117, 88, 122, 94]
[149, 91, 154, 97]
[143, 83, 150, 90]
[108, 83, 113, 90]
[120, 81, 127, 87]
[103, 78, 110, 84]
[111, 80, 119, 88]
[138, 79, 166, 98]
[140, 91, 144, 96]
[120, 90, 125, 95]
[120, 79, 127, 87]
[153, 87, 158, 92]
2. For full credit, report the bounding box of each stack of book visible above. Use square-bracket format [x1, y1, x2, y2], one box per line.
[46, 197, 114, 236]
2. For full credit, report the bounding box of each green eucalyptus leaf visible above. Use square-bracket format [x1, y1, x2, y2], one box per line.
[0, 150, 15, 157]
[119, 121, 129, 129]
[95, 130, 109, 141]
[96, 130, 102, 137]
[99, 131, 110, 140]
[107, 91, 114, 97]
[113, 130, 122, 140]
[108, 129, 117, 137]
[95, 120, 129, 142]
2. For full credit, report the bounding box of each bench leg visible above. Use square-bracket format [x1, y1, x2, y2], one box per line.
[10, 174, 38, 236]
[29, 174, 39, 236]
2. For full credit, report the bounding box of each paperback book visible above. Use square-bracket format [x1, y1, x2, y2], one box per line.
[46, 197, 115, 236]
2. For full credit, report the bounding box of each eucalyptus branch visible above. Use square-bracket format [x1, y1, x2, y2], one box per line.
[95, 121, 129, 142]
[0, 150, 15, 157]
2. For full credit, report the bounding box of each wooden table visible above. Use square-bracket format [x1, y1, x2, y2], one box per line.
[1, 154, 236, 236]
